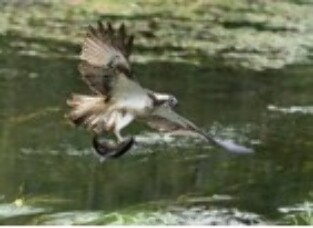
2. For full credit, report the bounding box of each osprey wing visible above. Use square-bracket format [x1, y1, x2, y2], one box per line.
[79, 21, 135, 97]
[144, 104, 254, 154]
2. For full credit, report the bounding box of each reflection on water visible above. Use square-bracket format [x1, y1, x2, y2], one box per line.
[268, 105, 313, 114]
[0, 203, 47, 220]
[32, 206, 264, 225]
[1, 23, 313, 225]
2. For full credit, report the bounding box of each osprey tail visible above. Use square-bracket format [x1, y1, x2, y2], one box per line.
[66, 94, 107, 133]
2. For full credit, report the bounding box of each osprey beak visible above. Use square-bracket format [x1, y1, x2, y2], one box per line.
[92, 136, 134, 159]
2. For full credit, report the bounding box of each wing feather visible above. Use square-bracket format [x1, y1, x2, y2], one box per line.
[79, 21, 135, 97]
[66, 94, 108, 133]
[78, 61, 114, 95]
[144, 104, 254, 154]
[145, 104, 199, 133]
[81, 22, 132, 71]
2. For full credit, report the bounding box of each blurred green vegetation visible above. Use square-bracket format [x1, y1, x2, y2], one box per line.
[0, 0, 312, 71]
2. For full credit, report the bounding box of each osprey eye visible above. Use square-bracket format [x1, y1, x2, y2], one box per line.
[169, 97, 178, 106]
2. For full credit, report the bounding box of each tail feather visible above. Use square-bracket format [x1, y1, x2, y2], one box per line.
[66, 94, 108, 133]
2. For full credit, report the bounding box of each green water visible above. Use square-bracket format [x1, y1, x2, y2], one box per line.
[1, 37, 313, 223]
[0, 0, 313, 224]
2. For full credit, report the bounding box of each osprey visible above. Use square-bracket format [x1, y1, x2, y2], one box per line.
[66, 21, 253, 159]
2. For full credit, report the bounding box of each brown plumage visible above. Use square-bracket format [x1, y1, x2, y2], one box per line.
[66, 94, 108, 133]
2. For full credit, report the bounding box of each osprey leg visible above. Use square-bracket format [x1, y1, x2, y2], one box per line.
[92, 135, 134, 160]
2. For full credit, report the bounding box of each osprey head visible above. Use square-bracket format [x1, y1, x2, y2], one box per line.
[153, 93, 178, 108]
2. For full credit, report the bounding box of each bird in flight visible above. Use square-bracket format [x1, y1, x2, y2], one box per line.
[66, 21, 253, 160]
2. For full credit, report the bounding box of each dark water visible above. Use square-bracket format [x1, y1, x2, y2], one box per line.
[0, 32, 313, 224]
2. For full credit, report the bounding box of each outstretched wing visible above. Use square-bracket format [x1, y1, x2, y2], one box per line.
[79, 21, 135, 97]
[144, 104, 254, 154]
[144, 105, 199, 133]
